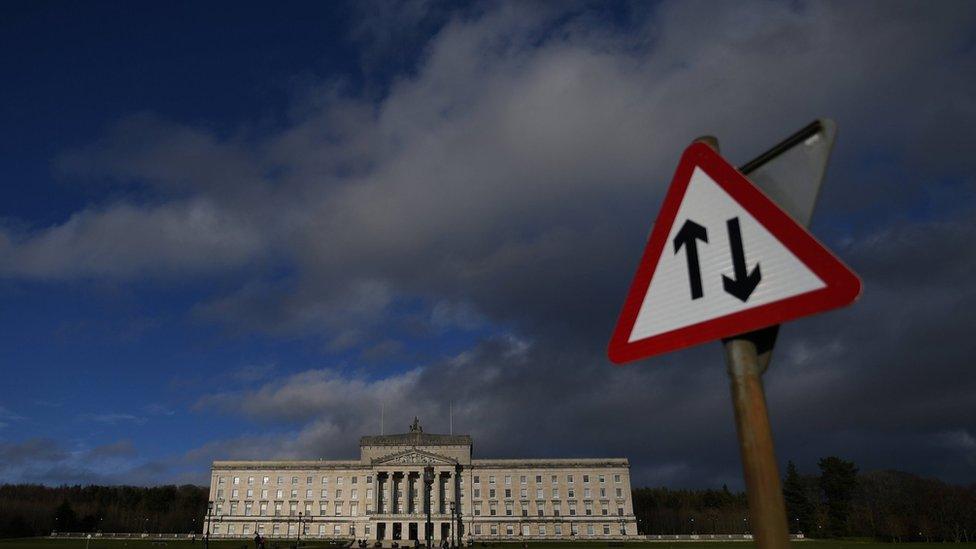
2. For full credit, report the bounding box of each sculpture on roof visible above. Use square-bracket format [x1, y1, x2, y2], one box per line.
[409, 416, 423, 433]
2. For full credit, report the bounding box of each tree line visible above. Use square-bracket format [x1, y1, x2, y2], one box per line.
[1, 457, 974, 540]
[635, 457, 976, 542]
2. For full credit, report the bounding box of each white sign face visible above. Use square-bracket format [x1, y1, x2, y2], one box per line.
[608, 142, 860, 363]
[628, 166, 825, 342]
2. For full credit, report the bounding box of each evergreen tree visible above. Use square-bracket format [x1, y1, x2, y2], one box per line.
[782, 461, 814, 535]
[818, 456, 858, 537]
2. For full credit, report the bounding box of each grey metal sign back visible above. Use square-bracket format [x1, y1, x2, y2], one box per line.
[740, 119, 836, 229]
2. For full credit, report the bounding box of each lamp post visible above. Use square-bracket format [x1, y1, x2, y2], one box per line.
[449, 502, 455, 549]
[423, 466, 434, 549]
[453, 463, 463, 548]
[297, 512, 303, 546]
[206, 502, 213, 549]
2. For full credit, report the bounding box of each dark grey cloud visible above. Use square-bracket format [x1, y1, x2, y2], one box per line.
[0, 438, 177, 486]
[2, 0, 976, 487]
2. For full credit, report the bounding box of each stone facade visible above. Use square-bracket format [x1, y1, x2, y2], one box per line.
[205, 421, 638, 541]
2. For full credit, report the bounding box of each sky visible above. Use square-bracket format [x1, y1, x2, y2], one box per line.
[1, 0, 975, 489]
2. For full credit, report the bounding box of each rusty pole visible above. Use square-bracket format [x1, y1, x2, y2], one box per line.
[695, 135, 790, 549]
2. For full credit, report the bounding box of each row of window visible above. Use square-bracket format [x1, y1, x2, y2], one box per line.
[473, 474, 622, 486]
[218, 488, 371, 500]
[474, 502, 626, 518]
[219, 472, 624, 490]
[473, 487, 623, 500]
[212, 522, 627, 538]
[222, 475, 370, 487]
[472, 523, 627, 537]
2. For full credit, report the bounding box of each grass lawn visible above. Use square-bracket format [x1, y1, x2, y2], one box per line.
[3, 540, 976, 549]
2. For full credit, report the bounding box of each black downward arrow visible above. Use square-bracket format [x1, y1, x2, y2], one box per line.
[722, 217, 762, 302]
[673, 219, 708, 300]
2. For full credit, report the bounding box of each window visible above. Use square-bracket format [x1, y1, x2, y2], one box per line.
[552, 488, 559, 499]
[246, 488, 254, 498]
[599, 475, 605, 484]
[489, 488, 495, 498]
[504, 502, 513, 516]
[277, 476, 283, 484]
[247, 476, 254, 485]
[603, 524, 611, 535]
[367, 488, 373, 500]
[291, 489, 298, 498]
[536, 488, 543, 499]
[617, 507, 624, 516]
[551, 475, 557, 484]
[217, 489, 224, 498]
[304, 502, 312, 515]
[506, 525, 513, 536]
[473, 503, 481, 516]
[232, 488, 239, 498]
[227, 525, 236, 535]
[490, 525, 497, 536]
[321, 489, 328, 498]
[569, 503, 577, 516]
[216, 503, 223, 514]
[616, 488, 623, 498]
[319, 501, 327, 516]
[322, 477, 328, 485]
[261, 489, 268, 499]
[584, 488, 591, 498]
[334, 525, 341, 535]
[571, 524, 579, 536]
[586, 525, 594, 536]
[539, 525, 547, 536]
[567, 475, 574, 484]
[258, 525, 265, 535]
[489, 475, 495, 484]
[504, 489, 511, 498]
[351, 488, 358, 499]
[351, 502, 358, 516]
[230, 502, 238, 515]
[337, 476, 344, 485]
[274, 502, 282, 516]
[292, 476, 299, 484]
[306, 476, 313, 484]
[263, 476, 270, 485]
[474, 525, 482, 535]
[336, 489, 342, 499]
[218, 476, 225, 485]
[276, 489, 283, 499]
[521, 505, 528, 517]
[318, 525, 325, 535]
[288, 524, 296, 536]
[336, 501, 344, 515]
[520, 475, 526, 484]
[600, 488, 606, 498]
[535, 475, 542, 483]
[602, 505, 608, 516]
[273, 525, 280, 536]
[505, 475, 511, 485]
[585, 501, 593, 516]
[473, 476, 480, 484]
[349, 525, 356, 536]
[306, 489, 313, 499]
[583, 475, 589, 483]
[568, 489, 575, 498]
[233, 476, 240, 485]
[520, 488, 526, 498]
[553, 507, 560, 517]
[289, 502, 297, 516]
[365, 525, 371, 535]
[244, 502, 253, 516]
[366, 475, 373, 484]
[537, 502, 544, 517]
[521, 525, 530, 536]
[614, 474, 621, 483]
[260, 502, 268, 516]
[489, 502, 497, 516]
[243, 524, 251, 535]
[620, 524, 627, 535]
[351, 476, 357, 484]
[555, 524, 562, 535]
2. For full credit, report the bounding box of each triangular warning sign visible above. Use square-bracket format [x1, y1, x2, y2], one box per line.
[608, 142, 861, 364]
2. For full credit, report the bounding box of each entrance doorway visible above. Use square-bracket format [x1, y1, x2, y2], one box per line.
[440, 523, 450, 541]
[408, 523, 418, 541]
[425, 523, 433, 542]
[393, 523, 402, 540]
[377, 523, 386, 541]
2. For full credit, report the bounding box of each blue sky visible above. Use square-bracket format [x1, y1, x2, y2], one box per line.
[1, 0, 975, 488]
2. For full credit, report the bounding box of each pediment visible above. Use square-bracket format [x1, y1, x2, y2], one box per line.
[372, 448, 457, 466]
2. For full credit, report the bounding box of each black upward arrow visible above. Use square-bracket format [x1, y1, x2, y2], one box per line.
[673, 219, 708, 300]
[722, 217, 761, 302]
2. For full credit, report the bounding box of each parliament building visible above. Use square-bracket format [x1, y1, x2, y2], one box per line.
[205, 419, 638, 542]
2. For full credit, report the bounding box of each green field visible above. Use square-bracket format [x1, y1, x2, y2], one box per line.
[2, 540, 976, 549]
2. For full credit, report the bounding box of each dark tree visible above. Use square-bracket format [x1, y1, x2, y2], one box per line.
[782, 460, 815, 535]
[53, 499, 78, 532]
[819, 456, 859, 537]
